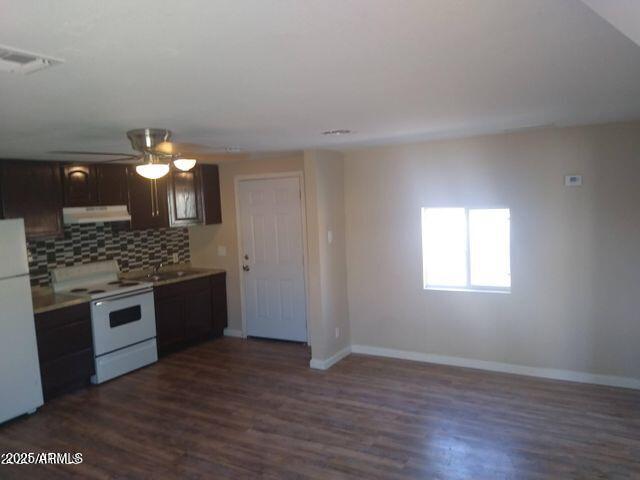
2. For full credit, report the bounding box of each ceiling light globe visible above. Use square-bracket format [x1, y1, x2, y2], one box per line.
[173, 158, 197, 171]
[135, 163, 170, 179]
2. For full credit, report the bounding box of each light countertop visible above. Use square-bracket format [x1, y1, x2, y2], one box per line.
[119, 264, 226, 287]
[31, 264, 225, 314]
[31, 287, 89, 315]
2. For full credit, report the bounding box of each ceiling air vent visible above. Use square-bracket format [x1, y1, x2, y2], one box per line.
[0, 45, 63, 74]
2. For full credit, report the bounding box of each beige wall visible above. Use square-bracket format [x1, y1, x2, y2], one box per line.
[343, 121, 640, 379]
[304, 150, 351, 361]
[189, 154, 304, 332]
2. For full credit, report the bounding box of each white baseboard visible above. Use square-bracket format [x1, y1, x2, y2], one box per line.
[223, 328, 244, 338]
[310, 346, 352, 370]
[350, 344, 640, 390]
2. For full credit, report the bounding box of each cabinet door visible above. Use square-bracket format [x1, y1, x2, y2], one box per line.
[127, 168, 169, 230]
[154, 177, 169, 227]
[34, 302, 94, 400]
[185, 286, 213, 340]
[62, 164, 97, 206]
[167, 169, 202, 227]
[96, 165, 129, 206]
[199, 164, 222, 224]
[1, 161, 63, 238]
[155, 295, 186, 354]
[210, 273, 228, 336]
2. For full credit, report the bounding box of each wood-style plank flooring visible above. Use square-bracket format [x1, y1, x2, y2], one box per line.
[1, 338, 639, 479]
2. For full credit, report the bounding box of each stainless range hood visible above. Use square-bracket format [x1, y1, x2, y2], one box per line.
[63, 205, 131, 224]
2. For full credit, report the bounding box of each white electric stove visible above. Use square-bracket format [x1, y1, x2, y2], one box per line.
[51, 261, 158, 384]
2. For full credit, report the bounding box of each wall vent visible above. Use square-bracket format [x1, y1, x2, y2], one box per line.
[0, 45, 63, 74]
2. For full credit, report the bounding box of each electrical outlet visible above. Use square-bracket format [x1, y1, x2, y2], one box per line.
[335, 327, 340, 339]
[217, 245, 227, 256]
[172, 253, 179, 263]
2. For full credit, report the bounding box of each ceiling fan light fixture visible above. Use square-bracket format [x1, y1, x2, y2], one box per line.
[135, 153, 170, 179]
[136, 163, 170, 179]
[173, 158, 197, 171]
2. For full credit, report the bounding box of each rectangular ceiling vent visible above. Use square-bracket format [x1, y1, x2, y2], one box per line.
[0, 45, 63, 74]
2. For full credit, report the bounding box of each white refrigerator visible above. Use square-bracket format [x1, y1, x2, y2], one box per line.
[0, 219, 43, 424]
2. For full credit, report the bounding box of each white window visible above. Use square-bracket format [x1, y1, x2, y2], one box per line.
[421, 207, 510, 292]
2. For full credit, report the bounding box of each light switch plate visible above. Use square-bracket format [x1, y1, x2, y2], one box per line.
[565, 175, 582, 186]
[328, 230, 333, 244]
[217, 245, 227, 256]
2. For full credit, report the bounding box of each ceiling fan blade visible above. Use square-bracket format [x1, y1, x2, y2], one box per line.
[153, 141, 176, 155]
[49, 150, 139, 159]
[153, 141, 217, 156]
[99, 156, 142, 163]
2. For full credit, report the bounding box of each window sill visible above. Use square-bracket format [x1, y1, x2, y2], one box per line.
[424, 287, 511, 294]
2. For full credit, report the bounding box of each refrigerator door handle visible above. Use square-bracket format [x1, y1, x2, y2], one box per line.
[0, 273, 30, 281]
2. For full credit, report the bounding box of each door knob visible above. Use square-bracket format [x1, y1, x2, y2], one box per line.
[242, 265, 250, 272]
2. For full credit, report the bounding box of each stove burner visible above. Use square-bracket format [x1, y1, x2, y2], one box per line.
[88, 289, 106, 294]
[71, 288, 88, 292]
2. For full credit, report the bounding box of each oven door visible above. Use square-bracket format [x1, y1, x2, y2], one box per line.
[90, 289, 156, 356]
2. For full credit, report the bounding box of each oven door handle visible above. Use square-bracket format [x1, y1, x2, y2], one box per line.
[93, 288, 153, 306]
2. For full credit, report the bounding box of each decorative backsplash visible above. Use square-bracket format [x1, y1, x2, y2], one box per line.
[27, 223, 191, 287]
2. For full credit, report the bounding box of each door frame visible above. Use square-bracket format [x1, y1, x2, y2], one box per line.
[234, 171, 310, 342]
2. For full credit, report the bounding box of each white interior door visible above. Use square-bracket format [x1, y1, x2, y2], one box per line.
[239, 176, 307, 342]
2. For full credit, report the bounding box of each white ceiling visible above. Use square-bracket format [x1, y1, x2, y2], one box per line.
[1, 0, 640, 160]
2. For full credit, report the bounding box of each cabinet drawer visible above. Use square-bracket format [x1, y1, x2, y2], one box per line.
[36, 319, 93, 363]
[35, 303, 91, 331]
[154, 276, 211, 299]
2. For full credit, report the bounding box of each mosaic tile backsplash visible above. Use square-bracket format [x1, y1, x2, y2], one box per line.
[27, 223, 191, 287]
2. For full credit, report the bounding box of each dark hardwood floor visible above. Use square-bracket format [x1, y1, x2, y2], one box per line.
[1, 338, 639, 479]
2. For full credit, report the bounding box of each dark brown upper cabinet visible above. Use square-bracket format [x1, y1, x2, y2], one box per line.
[96, 165, 129, 206]
[62, 164, 97, 206]
[127, 168, 169, 230]
[199, 164, 222, 224]
[167, 168, 203, 227]
[135, 163, 221, 229]
[62, 164, 129, 207]
[0, 160, 64, 239]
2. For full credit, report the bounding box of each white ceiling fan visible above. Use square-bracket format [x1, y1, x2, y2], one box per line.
[51, 128, 210, 179]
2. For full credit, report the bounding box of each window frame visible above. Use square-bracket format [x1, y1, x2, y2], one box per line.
[421, 206, 511, 294]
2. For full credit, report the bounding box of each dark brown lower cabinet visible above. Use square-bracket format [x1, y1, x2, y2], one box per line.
[34, 303, 95, 401]
[155, 295, 186, 350]
[210, 273, 228, 336]
[154, 273, 227, 355]
[185, 287, 213, 341]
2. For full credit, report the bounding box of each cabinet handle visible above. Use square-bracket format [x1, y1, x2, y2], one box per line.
[154, 180, 160, 217]
[150, 180, 156, 217]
